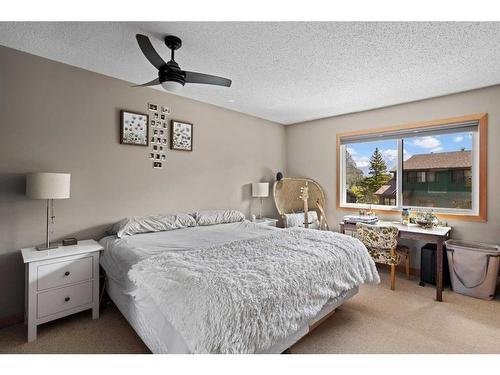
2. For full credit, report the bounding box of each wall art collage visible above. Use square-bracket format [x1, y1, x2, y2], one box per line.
[147, 102, 170, 169]
[119, 103, 193, 169]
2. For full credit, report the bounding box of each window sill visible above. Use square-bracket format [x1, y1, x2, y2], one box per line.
[337, 204, 486, 222]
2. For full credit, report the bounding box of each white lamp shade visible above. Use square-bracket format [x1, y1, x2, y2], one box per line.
[161, 80, 183, 92]
[252, 182, 269, 198]
[26, 173, 71, 199]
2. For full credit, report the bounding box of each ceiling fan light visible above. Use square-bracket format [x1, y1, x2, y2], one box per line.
[161, 80, 183, 92]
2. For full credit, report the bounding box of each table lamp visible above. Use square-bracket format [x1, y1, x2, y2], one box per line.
[26, 173, 71, 250]
[252, 182, 269, 219]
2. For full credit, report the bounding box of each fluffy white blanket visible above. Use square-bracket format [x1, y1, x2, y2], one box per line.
[128, 228, 379, 353]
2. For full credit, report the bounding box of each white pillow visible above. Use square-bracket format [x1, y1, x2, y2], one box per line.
[111, 213, 196, 238]
[284, 211, 319, 229]
[193, 209, 245, 226]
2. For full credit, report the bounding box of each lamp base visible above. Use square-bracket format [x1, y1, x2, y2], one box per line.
[36, 244, 58, 251]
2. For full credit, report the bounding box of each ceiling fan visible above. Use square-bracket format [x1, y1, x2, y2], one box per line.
[135, 34, 232, 92]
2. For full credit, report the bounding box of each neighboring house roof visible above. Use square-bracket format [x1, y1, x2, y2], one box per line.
[403, 150, 471, 170]
[374, 177, 397, 197]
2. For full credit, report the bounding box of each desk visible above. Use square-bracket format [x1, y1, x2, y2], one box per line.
[339, 221, 451, 302]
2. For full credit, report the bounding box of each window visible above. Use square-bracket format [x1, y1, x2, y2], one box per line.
[343, 139, 397, 206]
[464, 170, 472, 187]
[427, 171, 436, 183]
[407, 171, 417, 183]
[402, 132, 473, 210]
[451, 170, 465, 184]
[416, 171, 426, 183]
[337, 114, 487, 220]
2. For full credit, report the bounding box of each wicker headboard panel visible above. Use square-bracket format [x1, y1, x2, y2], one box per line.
[272, 177, 326, 217]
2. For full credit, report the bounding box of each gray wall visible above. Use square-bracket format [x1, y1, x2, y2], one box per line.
[286, 85, 500, 268]
[0, 46, 286, 319]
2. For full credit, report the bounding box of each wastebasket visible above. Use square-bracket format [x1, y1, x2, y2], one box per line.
[445, 240, 500, 300]
[420, 243, 450, 287]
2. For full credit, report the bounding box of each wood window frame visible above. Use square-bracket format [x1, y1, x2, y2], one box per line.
[336, 113, 488, 222]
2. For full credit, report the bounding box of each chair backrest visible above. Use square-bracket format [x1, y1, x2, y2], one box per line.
[273, 177, 327, 228]
[356, 223, 398, 251]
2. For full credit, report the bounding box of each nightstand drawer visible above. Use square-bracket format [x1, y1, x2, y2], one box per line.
[37, 281, 93, 319]
[37, 256, 93, 291]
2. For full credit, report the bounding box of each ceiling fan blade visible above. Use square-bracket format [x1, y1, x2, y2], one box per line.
[184, 71, 232, 87]
[133, 78, 161, 87]
[136, 34, 167, 70]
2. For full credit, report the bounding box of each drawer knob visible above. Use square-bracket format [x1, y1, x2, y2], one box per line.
[64, 271, 70, 276]
[64, 297, 70, 302]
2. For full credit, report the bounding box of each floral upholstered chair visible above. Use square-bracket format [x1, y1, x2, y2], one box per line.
[356, 223, 410, 290]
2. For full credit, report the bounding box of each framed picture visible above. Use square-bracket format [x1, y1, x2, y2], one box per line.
[120, 110, 149, 146]
[153, 161, 163, 169]
[170, 120, 193, 151]
[148, 103, 158, 112]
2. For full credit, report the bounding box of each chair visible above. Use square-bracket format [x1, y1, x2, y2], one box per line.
[273, 177, 329, 230]
[356, 223, 410, 290]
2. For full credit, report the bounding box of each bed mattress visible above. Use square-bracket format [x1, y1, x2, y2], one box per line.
[100, 221, 360, 353]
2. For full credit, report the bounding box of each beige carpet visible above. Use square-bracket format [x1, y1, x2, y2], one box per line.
[1, 270, 499, 354]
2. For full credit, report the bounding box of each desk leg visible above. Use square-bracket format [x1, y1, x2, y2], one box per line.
[339, 223, 345, 234]
[436, 238, 444, 302]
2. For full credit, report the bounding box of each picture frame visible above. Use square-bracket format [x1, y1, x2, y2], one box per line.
[148, 103, 158, 112]
[153, 161, 163, 169]
[170, 120, 193, 151]
[120, 110, 149, 146]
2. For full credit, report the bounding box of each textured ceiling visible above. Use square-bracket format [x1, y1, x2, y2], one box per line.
[1, 22, 500, 124]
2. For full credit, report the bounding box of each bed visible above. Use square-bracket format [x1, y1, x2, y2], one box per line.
[99, 216, 379, 353]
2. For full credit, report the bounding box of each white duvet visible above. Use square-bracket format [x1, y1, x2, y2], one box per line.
[128, 227, 379, 354]
[100, 221, 278, 290]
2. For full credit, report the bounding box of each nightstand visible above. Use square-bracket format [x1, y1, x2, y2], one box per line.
[21, 239, 103, 342]
[254, 217, 279, 227]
